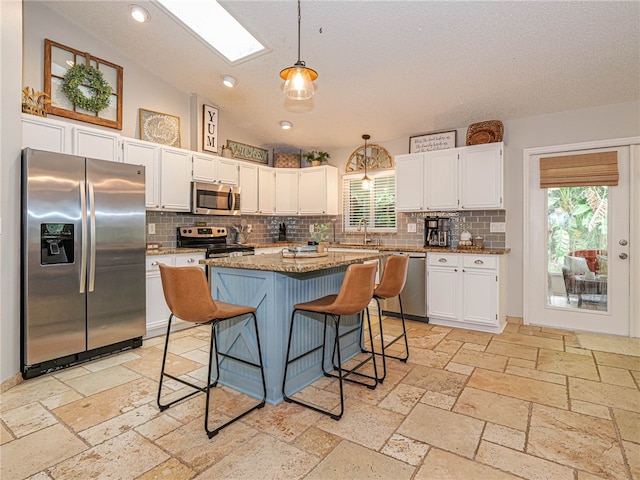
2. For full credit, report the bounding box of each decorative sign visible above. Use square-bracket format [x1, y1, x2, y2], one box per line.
[409, 130, 457, 153]
[139, 109, 181, 147]
[202, 104, 218, 153]
[226, 140, 269, 164]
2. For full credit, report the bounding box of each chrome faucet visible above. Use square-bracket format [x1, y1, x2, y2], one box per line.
[357, 217, 369, 244]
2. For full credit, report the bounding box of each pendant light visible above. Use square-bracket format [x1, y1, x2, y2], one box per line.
[361, 134, 372, 190]
[280, 0, 317, 100]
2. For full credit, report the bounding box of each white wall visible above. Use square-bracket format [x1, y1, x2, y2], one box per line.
[21, 1, 265, 152]
[502, 101, 639, 316]
[328, 101, 640, 318]
[1, 0, 24, 384]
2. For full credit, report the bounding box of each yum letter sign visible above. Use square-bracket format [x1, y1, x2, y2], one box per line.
[203, 105, 218, 153]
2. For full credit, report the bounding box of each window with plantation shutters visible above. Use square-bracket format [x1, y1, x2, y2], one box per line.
[343, 172, 396, 233]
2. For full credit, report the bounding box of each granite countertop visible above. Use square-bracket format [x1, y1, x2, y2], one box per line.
[251, 243, 510, 255]
[200, 251, 387, 273]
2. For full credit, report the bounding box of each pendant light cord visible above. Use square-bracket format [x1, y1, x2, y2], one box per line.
[297, 0, 302, 64]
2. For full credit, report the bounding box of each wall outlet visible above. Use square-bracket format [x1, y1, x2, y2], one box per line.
[407, 223, 417, 233]
[148, 223, 156, 235]
[490, 222, 506, 233]
[309, 224, 314, 233]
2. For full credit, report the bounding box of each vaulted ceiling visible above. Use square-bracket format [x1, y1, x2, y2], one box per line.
[42, 1, 640, 151]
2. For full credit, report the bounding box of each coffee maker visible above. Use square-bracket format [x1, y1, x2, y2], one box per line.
[425, 216, 440, 246]
[437, 217, 451, 247]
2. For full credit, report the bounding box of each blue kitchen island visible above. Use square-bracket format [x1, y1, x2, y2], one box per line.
[200, 251, 385, 404]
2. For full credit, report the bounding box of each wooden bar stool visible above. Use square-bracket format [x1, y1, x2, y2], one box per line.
[282, 262, 378, 420]
[157, 264, 266, 438]
[362, 254, 410, 382]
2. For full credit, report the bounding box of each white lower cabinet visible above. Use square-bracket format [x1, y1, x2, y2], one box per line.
[145, 252, 205, 338]
[427, 252, 506, 333]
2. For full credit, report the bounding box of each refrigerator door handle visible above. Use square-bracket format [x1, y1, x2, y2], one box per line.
[88, 181, 97, 292]
[79, 180, 87, 294]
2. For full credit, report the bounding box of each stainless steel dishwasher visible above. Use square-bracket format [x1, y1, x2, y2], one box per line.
[380, 252, 428, 322]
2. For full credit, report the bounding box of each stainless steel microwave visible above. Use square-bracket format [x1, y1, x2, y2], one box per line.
[191, 182, 241, 216]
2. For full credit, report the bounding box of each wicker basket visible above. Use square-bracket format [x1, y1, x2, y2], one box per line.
[274, 152, 301, 168]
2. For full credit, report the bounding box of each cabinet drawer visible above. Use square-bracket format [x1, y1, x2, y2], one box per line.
[428, 253, 460, 267]
[175, 253, 205, 267]
[146, 255, 174, 273]
[462, 255, 498, 270]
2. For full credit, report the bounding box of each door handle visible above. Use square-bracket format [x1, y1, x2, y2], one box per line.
[88, 181, 96, 293]
[619, 253, 628, 260]
[619, 239, 628, 246]
[79, 180, 87, 294]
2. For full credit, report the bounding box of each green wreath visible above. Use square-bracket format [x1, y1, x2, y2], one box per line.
[61, 64, 113, 113]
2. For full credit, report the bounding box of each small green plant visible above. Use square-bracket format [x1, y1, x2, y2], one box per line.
[302, 151, 331, 164]
[310, 223, 330, 243]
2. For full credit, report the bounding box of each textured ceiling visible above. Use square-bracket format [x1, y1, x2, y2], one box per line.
[41, 0, 640, 151]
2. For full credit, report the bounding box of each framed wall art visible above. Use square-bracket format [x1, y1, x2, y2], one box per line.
[44, 39, 123, 130]
[409, 130, 456, 153]
[202, 104, 218, 153]
[139, 109, 181, 147]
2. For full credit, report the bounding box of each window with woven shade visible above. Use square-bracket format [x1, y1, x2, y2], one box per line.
[539, 151, 619, 188]
[342, 172, 396, 233]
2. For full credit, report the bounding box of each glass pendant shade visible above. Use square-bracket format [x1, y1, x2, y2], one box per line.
[361, 174, 372, 190]
[280, 64, 317, 100]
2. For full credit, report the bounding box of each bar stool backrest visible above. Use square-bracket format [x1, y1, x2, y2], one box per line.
[375, 254, 409, 299]
[159, 264, 219, 323]
[329, 262, 377, 316]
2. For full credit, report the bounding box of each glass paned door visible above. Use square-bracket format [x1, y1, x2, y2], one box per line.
[526, 146, 630, 336]
[547, 186, 609, 312]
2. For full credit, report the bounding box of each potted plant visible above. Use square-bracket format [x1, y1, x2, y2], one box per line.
[302, 150, 331, 167]
[310, 223, 330, 252]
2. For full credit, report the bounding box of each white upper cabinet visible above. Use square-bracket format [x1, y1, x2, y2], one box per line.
[122, 138, 160, 208]
[275, 169, 299, 214]
[459, 143, 503, 209]
[426, 148, 459, 210]
[395, 153, 424, 212]
[160, 147, 191, 211]
[238, 162, 259, 214]
[22, 114, 70, 153]
[192, 152, 215, 183]
[72, 126, 120, 162]
[258, 166, 275, 214]
[395, 142, 504, 212]
[192, 153, 238, 185]
[299, 165, 338, 215]
[216, 157, 239, 185]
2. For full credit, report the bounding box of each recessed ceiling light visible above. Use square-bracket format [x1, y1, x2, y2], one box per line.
[280, 121, 293, 130]
[157, 0, 265, 63]
[129, 4, 150, 23]
[221, 75, 237, 88]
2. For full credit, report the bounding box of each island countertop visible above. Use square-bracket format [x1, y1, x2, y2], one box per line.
[200, 251, 387, 273]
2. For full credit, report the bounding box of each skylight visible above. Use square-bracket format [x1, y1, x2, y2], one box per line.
[156, 0, 265, 63]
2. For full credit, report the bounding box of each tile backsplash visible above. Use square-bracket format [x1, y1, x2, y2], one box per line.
[146, 210, 506, 249]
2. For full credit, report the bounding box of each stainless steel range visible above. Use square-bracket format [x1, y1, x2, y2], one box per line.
[177, 226, 254, 258]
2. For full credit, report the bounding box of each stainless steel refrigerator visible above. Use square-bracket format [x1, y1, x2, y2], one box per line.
[21, 148, 146, 379]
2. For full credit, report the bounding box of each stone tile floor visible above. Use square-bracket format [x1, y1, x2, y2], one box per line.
[1, 317, 639, 480]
